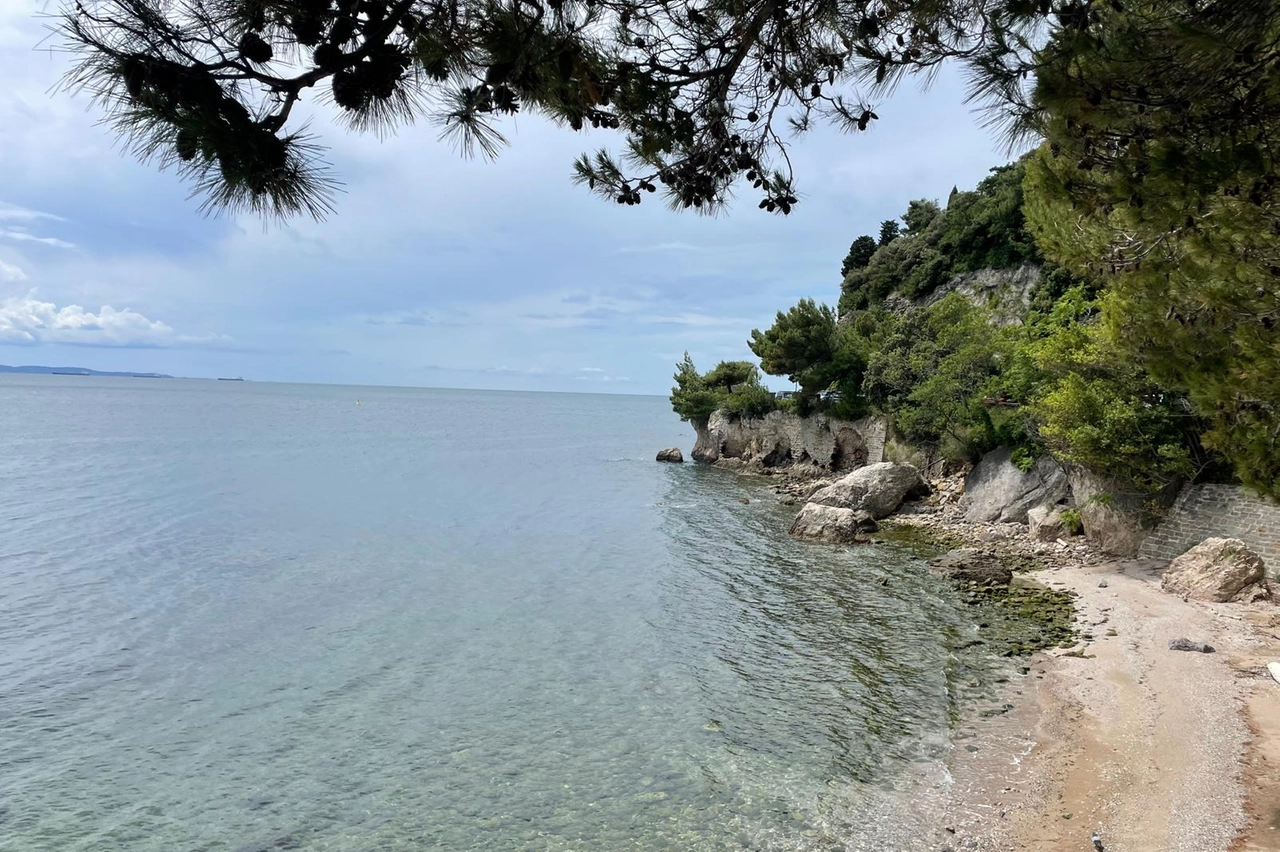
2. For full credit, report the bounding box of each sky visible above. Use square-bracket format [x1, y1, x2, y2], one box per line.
[0, 1, 1013, 394]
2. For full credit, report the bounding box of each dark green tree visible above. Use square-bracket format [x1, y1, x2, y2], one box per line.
[670, 354, 774, 421]
[670, 353, 721, 422]
[901, 199, 940, 236]
[748, 298, 836, 390]
[840, 235, 878, 277]
[1020, 0, 1280, 498]
[59, 0, 1077, 220]
[703, 360, 758, 393]
[877, 219, 901, 246]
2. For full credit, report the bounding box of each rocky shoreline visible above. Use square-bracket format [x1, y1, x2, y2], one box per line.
[668, 448, 1280, 850]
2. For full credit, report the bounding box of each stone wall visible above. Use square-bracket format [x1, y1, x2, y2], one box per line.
[1140, 484, 1280, 569]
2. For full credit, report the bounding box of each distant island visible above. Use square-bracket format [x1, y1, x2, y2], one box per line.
[0, 364, 173, 379]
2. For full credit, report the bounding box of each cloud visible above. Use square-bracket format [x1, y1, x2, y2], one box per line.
[0, 227, 76, 249]
[578, 366, 605, 373]
[0, 202, 64, 223]
[0, 259, 26, 282]
[0, 292, 226, 348]
[640, 312, 756, 328]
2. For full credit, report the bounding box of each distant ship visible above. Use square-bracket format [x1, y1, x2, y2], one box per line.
[51, 370, 90, 376]
[217, 376, 245, 382]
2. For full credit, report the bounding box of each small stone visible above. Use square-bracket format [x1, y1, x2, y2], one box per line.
[1168, 637, 1215, 653]
[1097, 580, 1108, 588]
[655, 447, 684, 463]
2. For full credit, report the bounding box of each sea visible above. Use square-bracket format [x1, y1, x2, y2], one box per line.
[0, 376, 1009, 851]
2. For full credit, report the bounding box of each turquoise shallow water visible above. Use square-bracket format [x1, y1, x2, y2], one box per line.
[0, 377, 995, 851]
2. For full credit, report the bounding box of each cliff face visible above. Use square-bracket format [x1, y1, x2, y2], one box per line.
[851, 264, 1043, 327]
[691, 410, 888, 474]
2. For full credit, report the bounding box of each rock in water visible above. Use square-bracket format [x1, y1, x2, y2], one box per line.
[1168, 637, 1215, 653]
[961, 448, 1069, 524]
[655, 448, 684, 463]
[788, 503, 877, 543]
[806, 462, 929, 519]
[1160, 538, 1271, 603]
[928, 549, 1013, 587]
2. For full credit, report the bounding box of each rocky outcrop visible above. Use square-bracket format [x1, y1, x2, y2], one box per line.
[961, 448, 1069, 525]
[690, 410, 887, 474]
[1028, 505, 1076, 542]
[655, 448, 684, 463]
[1068, 470, 1181, 556]
[1160, 538, 1272, 603]
[871, 264, 1042, 327]
[807, 462, 929, 519]
[788, 504, 877, 543]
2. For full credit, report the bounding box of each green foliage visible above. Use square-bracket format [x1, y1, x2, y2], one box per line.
[1059, 508, 1082, 535]
[669, 353, 775, 422]
[1018, 0, 1280, 498]
[878, 220, 901, 246]
[703, 360, 757, 392]
[722, 383, 778, 418]
[902, 199, 941, 236]
[1022, 289, 1208, 493]
[858, 294, 1029, 461]
[748, 298, 838, 395]
[1010, 447, 1036, 472]
[841, 235, 878, 277]
[669, 353, 723, 422]
[839, 160, 1040, 315]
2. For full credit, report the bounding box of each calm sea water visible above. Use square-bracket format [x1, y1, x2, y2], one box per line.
[0, 377, 998, 851]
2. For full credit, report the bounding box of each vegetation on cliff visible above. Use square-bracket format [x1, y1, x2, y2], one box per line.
[666, 2, 1280, 499]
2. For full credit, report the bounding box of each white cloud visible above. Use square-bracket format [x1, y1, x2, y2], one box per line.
[0, 292, 222, 347]
[578, 366, 605, 373]
[0, 259, 26, 282]
[0, 227, 75, 249]
[641, 312, 755, 328]
[0, 202, 64, 223]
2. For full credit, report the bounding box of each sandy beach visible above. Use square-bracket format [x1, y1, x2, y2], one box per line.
[899, 520, 1280, 852]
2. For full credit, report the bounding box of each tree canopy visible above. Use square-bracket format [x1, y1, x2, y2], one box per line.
[1019, 0, 1280, 497]
[748, 298, 836, 391]
[57, 0, 1146, 220]
[670, 353, 774, 421]
[840, 235, 877, 277]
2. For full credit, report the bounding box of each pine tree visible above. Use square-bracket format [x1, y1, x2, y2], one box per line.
[1021, 0, 1280, 498]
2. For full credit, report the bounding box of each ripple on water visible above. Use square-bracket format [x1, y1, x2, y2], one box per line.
[0, 379, 1015, 851]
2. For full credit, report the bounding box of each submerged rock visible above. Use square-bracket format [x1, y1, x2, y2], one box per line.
[788, 503, 877, 543]
[1161, 537, 1271, 602]
[929, 549, 1014, 587]
[961, 448, 1068, 524]
[806, 462, 929, 519]
[655, 447, 684, 463]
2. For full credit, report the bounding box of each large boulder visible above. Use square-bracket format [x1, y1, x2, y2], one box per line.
[1161, 538, 1272, 603]
[962, 448, 1069, 524]
[655, 447, 684, 463]
[807, 462, 930, 519]
[788, 503, 878, 543]
[1027, 505, 1076, 542]
[1068, 469, 1181, 556]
